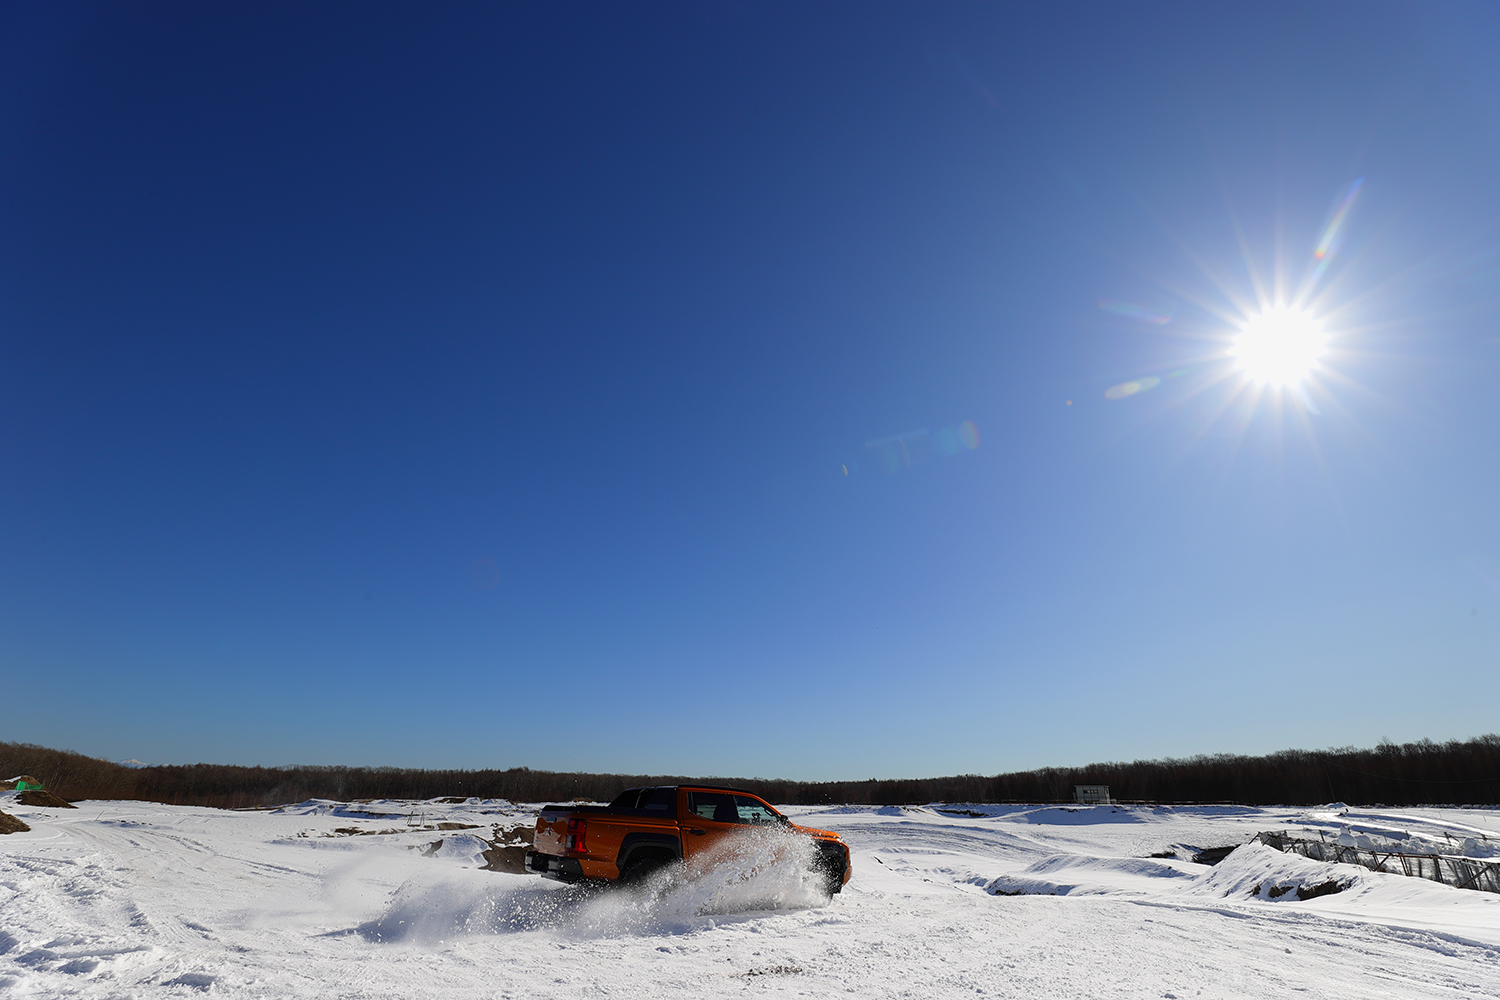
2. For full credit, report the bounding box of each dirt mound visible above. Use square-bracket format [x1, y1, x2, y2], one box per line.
[0, 810, 30, 834]
[480, 824, 535, 873]
[481, 843, 529, 873]
[17, 789, 75, 808]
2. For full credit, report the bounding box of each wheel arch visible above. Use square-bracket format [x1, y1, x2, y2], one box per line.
[617, 832, 681, 873]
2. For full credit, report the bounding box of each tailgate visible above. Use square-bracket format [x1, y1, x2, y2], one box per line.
[534, 811, 570, 856]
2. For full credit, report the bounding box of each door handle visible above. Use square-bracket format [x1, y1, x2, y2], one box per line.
[688, 828, 706, 835]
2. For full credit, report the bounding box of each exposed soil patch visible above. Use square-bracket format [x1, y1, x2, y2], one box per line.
[481, 843, 528, 872]
[17, 789, 75, 808]
[325, 827, 405, 837]
[1297, 880, 1344, 901]
[1192, 845, 1239, 865]
[0, 810, 31, 834]
[480, 823, 534, 873]
[1253, 880, 1346, 901]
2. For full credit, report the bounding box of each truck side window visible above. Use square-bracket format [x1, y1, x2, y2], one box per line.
[685, 791, 781, 824]
[687, 791, 737, 821]
[733, 796, 782, 824]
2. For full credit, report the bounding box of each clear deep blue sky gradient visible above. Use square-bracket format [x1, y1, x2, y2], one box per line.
[4, 3, 1499, 780]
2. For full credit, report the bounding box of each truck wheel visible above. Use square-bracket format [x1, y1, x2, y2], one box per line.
[812, 844, 845, 898]
[621, 853, 670, 886]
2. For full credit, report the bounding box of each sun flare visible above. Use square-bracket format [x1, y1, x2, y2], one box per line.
[1232, 306, 1327, 387]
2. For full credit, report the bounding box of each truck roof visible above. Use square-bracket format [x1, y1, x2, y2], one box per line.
[538, 784, 781, 812]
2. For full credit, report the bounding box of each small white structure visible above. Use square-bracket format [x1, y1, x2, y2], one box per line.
[1074, 785, 1111, 806]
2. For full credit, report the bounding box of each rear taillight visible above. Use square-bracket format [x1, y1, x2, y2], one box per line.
[565, 818, 587, 853]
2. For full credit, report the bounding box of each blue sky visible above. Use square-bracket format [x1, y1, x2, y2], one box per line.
[3, 3, 1498, 780]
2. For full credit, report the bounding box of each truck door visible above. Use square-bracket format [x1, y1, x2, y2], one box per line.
[679, 789, 745, 867]
[679, 790, 786, 871]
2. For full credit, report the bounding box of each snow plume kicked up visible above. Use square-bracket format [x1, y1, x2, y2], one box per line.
[359, 825, 829, 943]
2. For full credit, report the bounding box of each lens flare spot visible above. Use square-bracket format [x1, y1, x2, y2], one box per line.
[860, 420, 978, 474]
[1315, 178, 1363, 260]
[1104, 375, 1161, 400]
[1232, 307, 1326, 386]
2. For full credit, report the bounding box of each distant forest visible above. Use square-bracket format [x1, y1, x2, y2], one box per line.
[4, 734, 1498, 810]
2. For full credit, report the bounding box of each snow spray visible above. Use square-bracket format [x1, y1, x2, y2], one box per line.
[359, 825, 829, 943]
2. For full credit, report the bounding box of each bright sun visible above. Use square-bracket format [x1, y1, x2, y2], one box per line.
[1232, 306, 1327, 387]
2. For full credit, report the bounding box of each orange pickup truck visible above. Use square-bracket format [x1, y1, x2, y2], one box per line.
[526, 785, 851, 896]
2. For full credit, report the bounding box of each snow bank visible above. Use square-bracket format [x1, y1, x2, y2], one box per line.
[1180, 843, 1364, 901]
[1372, 834, 1500, 859]
[985, 854, 1193, 897]
[1011, 805, 1145, 825]
[426, 833, 490, 864]
[272, 797, 523, 820]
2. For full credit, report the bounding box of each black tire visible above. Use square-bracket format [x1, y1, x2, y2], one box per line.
[620, 851, 671, 886]
[812, 843, 846, 898]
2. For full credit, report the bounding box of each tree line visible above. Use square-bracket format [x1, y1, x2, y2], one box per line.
[3, 734, 1497, 809]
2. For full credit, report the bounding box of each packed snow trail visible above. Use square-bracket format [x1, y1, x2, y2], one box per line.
[2, 794, 1498, 997]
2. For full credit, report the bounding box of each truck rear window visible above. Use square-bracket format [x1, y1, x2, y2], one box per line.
[608, 786, 677, 816]
[639, 787, 674, 813]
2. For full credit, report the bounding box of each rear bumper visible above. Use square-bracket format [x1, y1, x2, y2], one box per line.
[525, 850, 588, 882]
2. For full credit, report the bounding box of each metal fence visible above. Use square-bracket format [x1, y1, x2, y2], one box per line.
[1252, 830, 1500, 894]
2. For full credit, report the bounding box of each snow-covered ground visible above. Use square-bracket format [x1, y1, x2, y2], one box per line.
[3, 792, 1498, 998]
